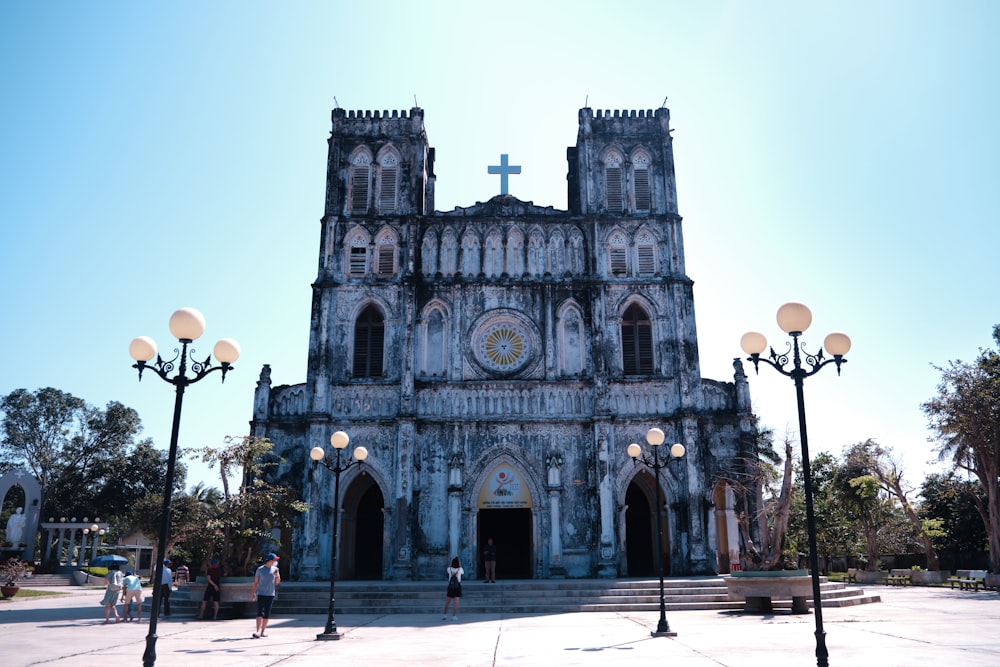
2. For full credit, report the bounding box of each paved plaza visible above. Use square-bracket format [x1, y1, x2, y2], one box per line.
[1, 584, 998, 666]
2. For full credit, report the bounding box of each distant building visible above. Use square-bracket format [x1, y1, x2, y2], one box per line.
[252, 104, 754, 581]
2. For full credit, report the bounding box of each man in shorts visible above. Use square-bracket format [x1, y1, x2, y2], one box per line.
[199, 557, 223, 620]
[250, 553, 281, 638]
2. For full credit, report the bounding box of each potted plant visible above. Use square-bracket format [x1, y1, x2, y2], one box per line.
[1, 557, 27, 598]
[721, 424, 814, 612]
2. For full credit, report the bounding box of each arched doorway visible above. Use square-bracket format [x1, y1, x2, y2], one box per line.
[624, 472, 669, 576]
[477, 509, 532, 579]
[340, 475, 384, 580]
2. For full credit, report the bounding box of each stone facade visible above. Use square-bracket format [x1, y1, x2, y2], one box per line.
[252, 105, 754, 581]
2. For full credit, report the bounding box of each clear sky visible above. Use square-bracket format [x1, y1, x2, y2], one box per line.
[2, 1, 997, 495]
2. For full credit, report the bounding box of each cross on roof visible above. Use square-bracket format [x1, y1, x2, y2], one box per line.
[487, 154, 521, 195]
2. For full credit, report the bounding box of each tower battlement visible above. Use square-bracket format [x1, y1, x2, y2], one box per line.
[578, 106, 671, 139]
[331, 106, 425, 137]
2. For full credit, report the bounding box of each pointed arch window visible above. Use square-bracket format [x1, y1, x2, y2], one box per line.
[607, 231, 628, 276]
[349, 150, 372, 214]
[441, 230, 458, 276]
[621, 303, 653, 375]
[346, 229, 370, 277]
[635, 229, 657, 276]
[604, 151, 625, 213]
[377, 149, 400, 213]
[353, 305, 385, 378]
[375, 229, 397, 276]
[632, 151, 651, 212]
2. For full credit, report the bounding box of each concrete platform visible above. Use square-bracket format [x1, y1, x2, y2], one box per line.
[1, 584, 998, 666]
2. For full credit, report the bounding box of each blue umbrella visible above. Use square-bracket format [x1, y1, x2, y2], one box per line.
[90, 554, 128, 567]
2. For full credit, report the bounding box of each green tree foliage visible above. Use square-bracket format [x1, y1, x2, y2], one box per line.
[836, 443, 899, 570]
[790, 452, 863, 571]
[922, 325, 1000, 572]
[848, 439, 940, 570]
[0, 388, 179, 523]
[919, 473, 988, 553]
[188, 436, 307, 576]
[130, 490, 217, 560]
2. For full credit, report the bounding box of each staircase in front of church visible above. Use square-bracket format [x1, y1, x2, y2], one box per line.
[166, 576, 880, 617]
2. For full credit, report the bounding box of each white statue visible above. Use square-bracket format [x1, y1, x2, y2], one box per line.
[5, 507, 25, 545]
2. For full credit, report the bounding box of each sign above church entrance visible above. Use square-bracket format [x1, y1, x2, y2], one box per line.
[477, 464, 532, 508]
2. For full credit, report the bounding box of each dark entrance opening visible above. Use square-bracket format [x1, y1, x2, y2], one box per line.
[624, 473, 670, 575]
[341, 475, 384, 580]
[625, 481, 655, 575]
[477, 508, 532, 579]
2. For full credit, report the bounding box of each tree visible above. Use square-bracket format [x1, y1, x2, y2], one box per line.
[722, 418, 795, 571]
[835, 443, 898, 571]
[922, 325, 1000, 573]
[919, 472, 988, 554]
[849, 439, 940, 570]
[791, 452, 863, 572]
[0, 388, 158, 520]
[194, 436, 307, 576]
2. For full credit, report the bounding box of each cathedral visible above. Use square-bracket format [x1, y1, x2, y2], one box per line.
[251, 103, 755, 581]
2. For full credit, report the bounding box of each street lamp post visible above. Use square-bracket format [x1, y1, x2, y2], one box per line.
[309, 430, 368, 641]
[740, 301, 850, 667]
[129, 307, 239, 667]
[627, 427, 685, 638]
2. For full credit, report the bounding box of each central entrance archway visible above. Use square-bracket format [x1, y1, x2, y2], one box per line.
[624, 473, 670, 577]
[340, 475, 384, 580]
[477, 508, 532, 579]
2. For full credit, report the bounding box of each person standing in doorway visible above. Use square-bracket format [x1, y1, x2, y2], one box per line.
[251, 553, 281, 638]
[159, 558, 173, 617]
[442, 556, 464, 621]
[483, 537, 497, 583]
[121, 570, 143, 621]
[199, 557, 223, 620]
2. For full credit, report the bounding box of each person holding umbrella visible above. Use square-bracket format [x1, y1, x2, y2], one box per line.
[100, 564, 124, 623]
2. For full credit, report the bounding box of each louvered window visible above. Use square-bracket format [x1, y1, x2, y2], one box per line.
[609, 247, 627, 276]
[634, 167, 650, 211]
[378, 166, 398, 213]
[349, 246, 367, 276]
[353, 305, 385, 378]
[637, 245, 655, 275]
[350, 163, 371, 214]
[606, 166, 624, 212]
[622, 304, 653, 375]
[376, 243, 395, 276]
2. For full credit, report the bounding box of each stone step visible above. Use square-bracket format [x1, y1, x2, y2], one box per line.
[152, 577, 880, 618]
[19, 573, 74, 587]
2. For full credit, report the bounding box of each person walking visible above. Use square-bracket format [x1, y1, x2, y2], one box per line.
[442, 556, 464, 621]
[159, 558, 173, 617]
[121, 570, 144, 622]
[101, 565, 124, 624]
[250, 553, 281, 638]
[483, 537, 497, 583]
[199, 557, 223, 620]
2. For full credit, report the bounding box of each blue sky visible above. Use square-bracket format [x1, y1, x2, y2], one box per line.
[2, 1, 997, 494]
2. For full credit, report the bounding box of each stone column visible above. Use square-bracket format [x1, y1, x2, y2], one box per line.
[67, 529, 79, 566]
[447, 454, 464, 561]
[595, 429, 617, 577]
[546, 453, 565, 577]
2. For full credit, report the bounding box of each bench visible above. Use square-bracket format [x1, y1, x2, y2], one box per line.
[947, 569, 988, 591]
[887, 569, 912, 586]
[844, 568, 858, 584]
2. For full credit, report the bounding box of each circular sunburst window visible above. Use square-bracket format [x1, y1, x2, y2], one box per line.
[472, 316, 534, 374]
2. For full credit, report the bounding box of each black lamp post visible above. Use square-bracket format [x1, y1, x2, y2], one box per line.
[309, 430, 368, 641]
[741, 301, 850, 667]
[627, 427, 685, 638]
[129, 307, 239, 667]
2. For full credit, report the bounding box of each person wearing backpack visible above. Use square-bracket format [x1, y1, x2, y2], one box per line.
[101, 565, 124, 624]
[442, 556, 464, 621]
